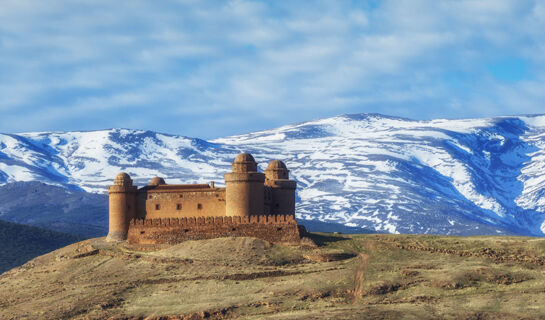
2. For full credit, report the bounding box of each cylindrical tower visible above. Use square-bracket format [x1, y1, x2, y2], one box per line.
[264, 160, 296, 215]
[225, 153, 265, 217]
[106, 172, 137, 241]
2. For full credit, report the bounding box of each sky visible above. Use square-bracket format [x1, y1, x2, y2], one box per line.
[1, 0, 545, 139]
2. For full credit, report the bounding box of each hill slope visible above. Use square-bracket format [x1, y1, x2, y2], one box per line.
[1, 113, 545, 235]
[2, 235, 545, 319]
[0, 181, 107, 238]
[0, 220, 79, 274]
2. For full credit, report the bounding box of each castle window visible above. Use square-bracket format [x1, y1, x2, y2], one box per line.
[179, 194, 183, 198]
[176, 203, 182, 210]
[197, 203, 203, 210]
[155, 204, 160, 210]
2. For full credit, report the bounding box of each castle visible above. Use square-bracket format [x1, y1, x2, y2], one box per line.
[106, 153, 305, 245]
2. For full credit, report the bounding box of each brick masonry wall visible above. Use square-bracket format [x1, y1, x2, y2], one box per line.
[127, 214, 304, 245]
[135, 188, 226, 219]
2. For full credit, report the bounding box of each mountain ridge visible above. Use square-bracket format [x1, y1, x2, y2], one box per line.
[1, 113, 545, 236]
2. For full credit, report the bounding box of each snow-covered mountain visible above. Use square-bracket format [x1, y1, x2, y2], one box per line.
[1, 113, 545, 236]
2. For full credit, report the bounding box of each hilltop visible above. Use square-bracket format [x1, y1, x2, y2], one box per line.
[2, 234, 545, 319]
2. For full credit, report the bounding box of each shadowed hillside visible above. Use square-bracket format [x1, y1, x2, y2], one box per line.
[0, 181, 107, 238]
[0, 220, 79, 274]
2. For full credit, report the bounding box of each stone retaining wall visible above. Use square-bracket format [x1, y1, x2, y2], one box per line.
[127, 214, 304, 245]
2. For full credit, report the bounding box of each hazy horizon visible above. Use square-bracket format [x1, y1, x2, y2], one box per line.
[7, 111, 545, 140]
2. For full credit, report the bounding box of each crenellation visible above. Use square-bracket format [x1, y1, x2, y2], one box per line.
[126, 214, 298, 228]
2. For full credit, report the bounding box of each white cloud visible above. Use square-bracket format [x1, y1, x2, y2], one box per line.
[0, 0, 544, 138]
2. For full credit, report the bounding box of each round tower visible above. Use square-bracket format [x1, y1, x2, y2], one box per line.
[106, 172, 137, 242]
[265, 160, 296, 215]
[224, 153, 265, 217]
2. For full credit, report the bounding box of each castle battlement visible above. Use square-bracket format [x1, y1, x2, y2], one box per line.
[107, 153, 304, 245]
[130, 214, 297, 227]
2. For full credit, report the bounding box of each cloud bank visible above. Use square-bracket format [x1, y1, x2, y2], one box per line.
[1, 0, 544, 138]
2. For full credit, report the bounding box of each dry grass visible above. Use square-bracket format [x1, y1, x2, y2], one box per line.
[2, 234, 545, 319]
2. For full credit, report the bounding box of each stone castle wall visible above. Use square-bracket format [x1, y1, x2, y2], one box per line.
[127, 214, 303, 245]
[135, 187, 226, 219]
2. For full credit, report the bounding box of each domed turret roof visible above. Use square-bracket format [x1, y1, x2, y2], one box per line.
[264, 160, 290, 180]
[113, 172, 133, 186]
[231, 153, 258, 173]
[116, 172, 131, 180]
[266, 160, 287, 170]
[234, 153, 256, 163]
[149, 176, 166, 186]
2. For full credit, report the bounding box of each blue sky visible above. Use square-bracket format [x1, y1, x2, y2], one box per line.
[1, 0, 545, 139]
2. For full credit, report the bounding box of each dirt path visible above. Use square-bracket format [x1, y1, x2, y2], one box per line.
[352, 253, 370, 302]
